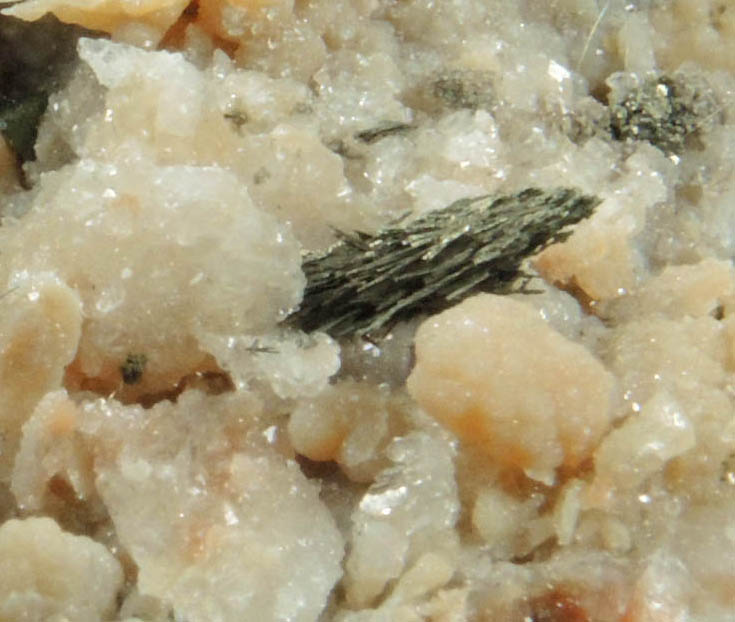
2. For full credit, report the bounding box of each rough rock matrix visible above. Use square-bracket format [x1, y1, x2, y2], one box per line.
[0, 1, 734, 621]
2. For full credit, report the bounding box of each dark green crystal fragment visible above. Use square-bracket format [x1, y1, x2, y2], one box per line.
[0, 93, 48, 162]
[289, 187, 600, 337]
[0, 13, 105, 163]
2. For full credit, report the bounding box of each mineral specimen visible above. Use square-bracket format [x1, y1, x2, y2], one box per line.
[0, 2, 733, 621]
[291, 188, 600, 337]
[608, 72, 719, 155]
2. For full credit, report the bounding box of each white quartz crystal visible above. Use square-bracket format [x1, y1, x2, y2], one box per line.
[592, 391, 696, 494]
[0, 516, 123, 622]
[0, 274, 82, 482]
[202, 330, 340, 399]
[473, 486, 553, 560]
[344, 430, 459, 608]
[13, 389, 343, 622]
[0, 154, 303, 397]
[287, 380, 419, 482]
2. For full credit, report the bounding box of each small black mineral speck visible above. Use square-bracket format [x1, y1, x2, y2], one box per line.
[224, 110, 248, 132]
[355, 121, 413, 144]
[120, 353, 148, 385]
[253, 166, 271, 185]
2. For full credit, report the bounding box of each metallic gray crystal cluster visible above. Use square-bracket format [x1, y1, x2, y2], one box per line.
[291, 187, 600, 337]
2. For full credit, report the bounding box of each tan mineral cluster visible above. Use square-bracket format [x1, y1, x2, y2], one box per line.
[0, 0, 734, 621]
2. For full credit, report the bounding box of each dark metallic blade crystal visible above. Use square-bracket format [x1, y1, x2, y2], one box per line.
[289, 187, 600, 337]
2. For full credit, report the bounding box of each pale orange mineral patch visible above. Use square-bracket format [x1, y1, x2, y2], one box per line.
[3, 0, 189, 40]
[407, 294, 616, 484]
[0, 276, 82, 482]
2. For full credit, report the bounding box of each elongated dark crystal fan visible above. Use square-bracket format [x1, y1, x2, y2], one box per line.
[290, 187, 600, 337]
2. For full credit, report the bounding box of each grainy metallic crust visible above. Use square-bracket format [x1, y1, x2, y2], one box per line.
[290, 187, 600, 337]
[609, 74, 719, 155]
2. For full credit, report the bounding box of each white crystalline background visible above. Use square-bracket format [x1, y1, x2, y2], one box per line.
[0, 1, 734, 621]
[0, 516, 123, 621]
